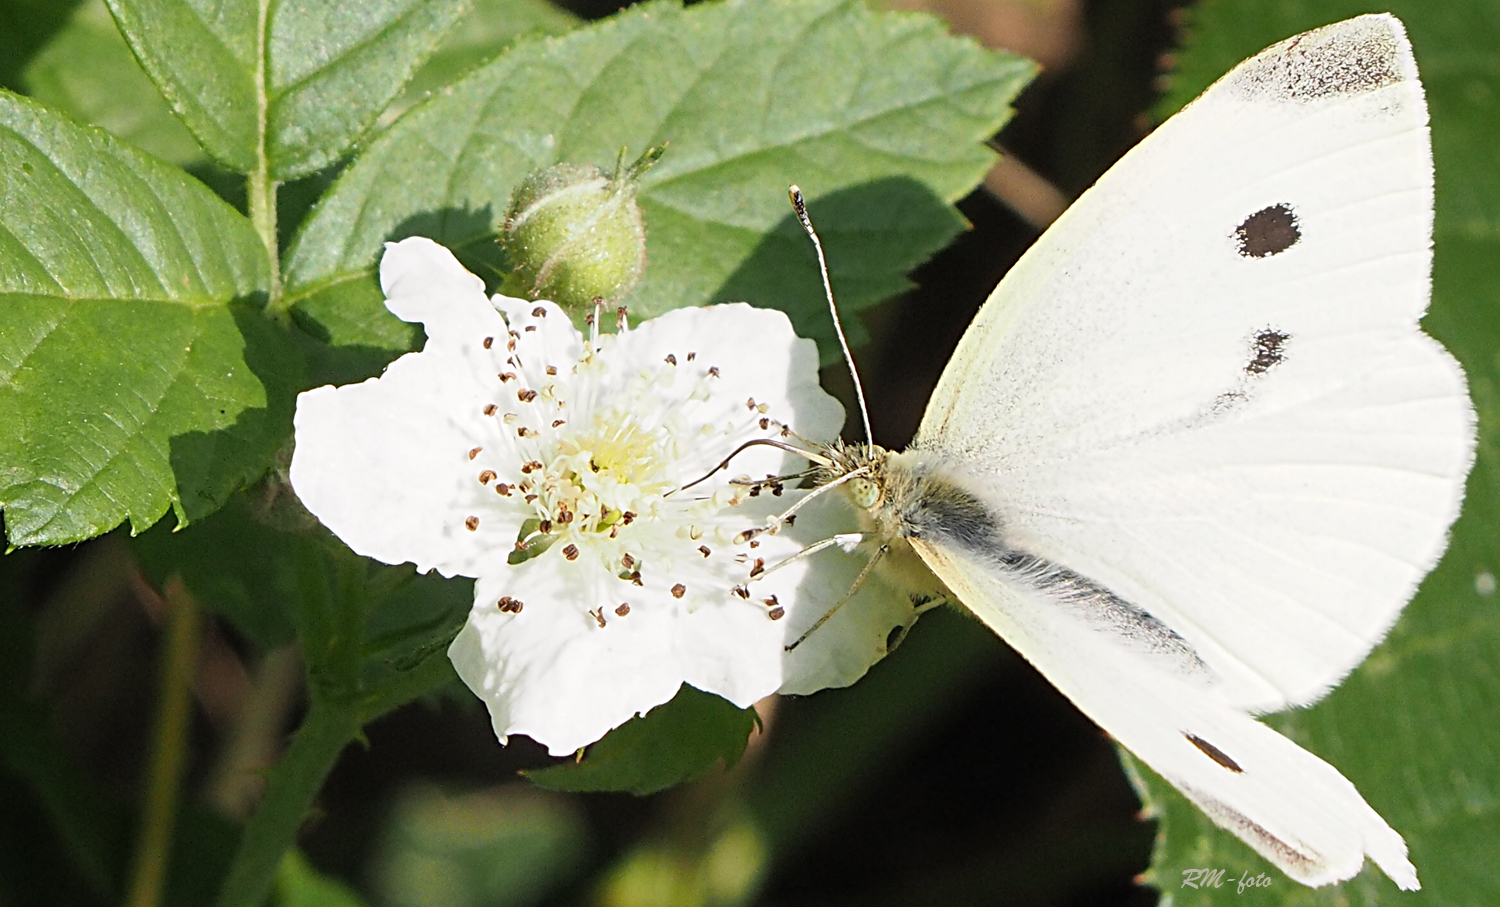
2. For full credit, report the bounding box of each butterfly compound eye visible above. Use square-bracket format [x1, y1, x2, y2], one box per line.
[849, 477, 882, 511]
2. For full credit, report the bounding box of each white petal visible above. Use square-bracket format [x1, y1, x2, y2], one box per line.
[767, 497, 924, 694]
[611, 303, 845, 477]
[291, 243, 560, 576]
[380, 237, 489, 336]
[451, 558, 788, 756]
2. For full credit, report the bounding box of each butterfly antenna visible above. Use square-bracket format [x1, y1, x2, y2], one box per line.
[789, 186, 874, 455]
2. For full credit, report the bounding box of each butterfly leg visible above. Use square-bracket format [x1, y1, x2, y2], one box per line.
[785, 541, 890, 651]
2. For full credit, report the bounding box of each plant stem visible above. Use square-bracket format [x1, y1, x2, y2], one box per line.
[248, 157, 283, 313]
[214, 695, 361, 907]
[250, 0, 284, 313]
[124, 578, 201, 907]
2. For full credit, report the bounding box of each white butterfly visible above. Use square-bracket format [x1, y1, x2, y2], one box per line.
[786, 13, 1473, 890]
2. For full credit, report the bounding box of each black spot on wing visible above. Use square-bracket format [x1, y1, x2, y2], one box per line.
[1228, 17, 1405, 102]
[1236, 204, 1300, 258]
[1186, 732, 1245, 773]
[1246, 328, 1290, 376]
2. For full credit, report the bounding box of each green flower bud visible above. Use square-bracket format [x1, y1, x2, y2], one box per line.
[502, 147, 663, 309]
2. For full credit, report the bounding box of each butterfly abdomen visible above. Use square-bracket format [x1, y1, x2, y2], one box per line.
[886, 452, 1210, 677]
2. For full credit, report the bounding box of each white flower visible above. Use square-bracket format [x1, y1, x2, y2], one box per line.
[290, 237, 912, 755]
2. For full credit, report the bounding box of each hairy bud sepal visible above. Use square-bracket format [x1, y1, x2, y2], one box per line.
[502, 147, 663, 308]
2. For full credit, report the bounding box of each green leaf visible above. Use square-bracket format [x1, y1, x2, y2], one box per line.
[0, 0, 79, 92]
[131, 495, 301, 648]
[1135, 3, 1500, 903]
[102, 0, 473, 178]
[19, 0, 204, 166]
[0, 91, 300, 547]
[527, 685, 758, 796]
[276, 849, 371, 907]
[284, 0, 1033, 359]
[389, 0, 581, 119]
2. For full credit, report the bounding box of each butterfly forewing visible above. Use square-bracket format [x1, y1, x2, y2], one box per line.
[913, 14, 1473, 713]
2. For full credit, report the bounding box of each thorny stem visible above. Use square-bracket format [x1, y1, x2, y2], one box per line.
[213, 696, 361, 907]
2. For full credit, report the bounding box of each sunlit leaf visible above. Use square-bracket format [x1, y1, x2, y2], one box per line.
[284, 0, 1033, 363]
[0, 91, 296, 546]
[102, 0, 472, 177]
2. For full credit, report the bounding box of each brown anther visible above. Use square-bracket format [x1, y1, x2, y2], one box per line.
[468, 447, 482, 460]
[590, 608, 606, 628]
[622, 553, 636, 570]
[546, 365, 557, 376]
[563, 544, 580, 561]
[664, 354, 677, 365]
[759, 418, 770, 430]
[499, 371, 517, 382]
[539, 520, 553, 534]
[478, 470, 497, 484]
[532, 306, 547, 318]
[518, 388, 538, 402]
[732, 585, 750, 599]
[763, 594, 779, 607]
[465, 516, 479, 531]
[671, 583, 686, 599]
[557, 509, 574, 524]
[496, 483, 512, 496]
[749, 558, 765, 577]
[483, 336, 494, 349]
[629, 571, 643, 586]
[621, 511, 636, 525]
[749, 540, 760, 548]
[784, 515, 797, 526]
[615, 603, 631, 617]
[698, 545, 711, 557]
[517, 427, 536, 438]
[686, 352, 696, 361]
[708, 366, 720, 377]
[552, 419, 566, 428]
[497, 596, 523, 613]
[746, 397, 756, 410]
[525, 494, 538, 504]
[483, 403, 497, 416]
[524, 325, 536, 332]
[768, 606, 785, 621]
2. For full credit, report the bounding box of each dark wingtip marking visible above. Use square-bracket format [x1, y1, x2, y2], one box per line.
[1229, 17, 1405, 102]
[1236, 204, 1300, 258]
[1246, 328, 1290, 376]
[1186, 732, 1245, 773]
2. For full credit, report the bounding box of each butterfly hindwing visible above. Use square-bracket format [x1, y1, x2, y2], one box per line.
[908, 533, 1419, 889]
